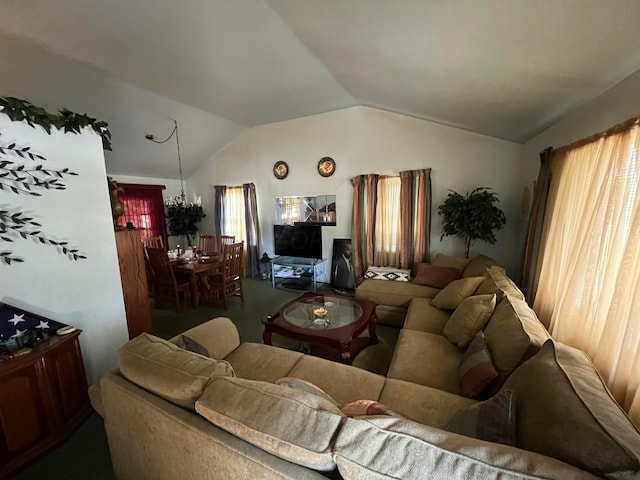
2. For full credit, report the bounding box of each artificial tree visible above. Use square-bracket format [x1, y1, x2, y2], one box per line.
[437, 187, 506, 258]
[165, 199, 206, 247]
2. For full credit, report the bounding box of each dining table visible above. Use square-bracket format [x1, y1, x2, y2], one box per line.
[171, 254, 223, 307]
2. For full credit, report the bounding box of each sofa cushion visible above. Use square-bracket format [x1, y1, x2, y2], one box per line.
[118, 333, 235, 410]
[475, 266, 525, 303]
[342, 400, 409, 419]
[333, 416, 597, 480]
[387, 329, 463, 394]
[275, 377, 341, 407]
[374, 304, 409, 327]
[443, 293, 497, 347]
[196, 377, 344, 471]
[288, 355, 386, 406]
[431, 276, 485, 310]
[447, 389, 516, 446]
[364, 266, 410, 281]
[403, 298, 451, 334]
[461, 254, 502, 278]
[411, 263, 461, 288]
[458, 331, 499, 398]
[432, 253, 470, 272]
[483, 296, 550, 378]
[224, 342, 303, 383]
[378, 378, 476, 428]
[356, 279, 439, 310]
[502, 340, 640, 477]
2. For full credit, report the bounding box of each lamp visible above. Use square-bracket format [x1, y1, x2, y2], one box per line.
[145, 120, 186, 205]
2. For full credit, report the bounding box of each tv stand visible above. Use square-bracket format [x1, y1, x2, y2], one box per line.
[271, 256, 323, 292]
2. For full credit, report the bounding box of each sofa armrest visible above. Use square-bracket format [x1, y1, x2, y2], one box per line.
[88, 377, 105, 418]
[175, 317, 241, 359]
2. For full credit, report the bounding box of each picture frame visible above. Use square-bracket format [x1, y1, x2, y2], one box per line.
[273, 161, 289, 180]
[317, 157, 336, 177]
[331, 238, 355, 293]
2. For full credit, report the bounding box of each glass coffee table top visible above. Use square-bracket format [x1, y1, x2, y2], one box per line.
[282, 295, 363, 330]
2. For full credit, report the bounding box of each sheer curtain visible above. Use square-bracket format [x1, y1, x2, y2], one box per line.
[374, 176, 401, 266]
[532, 121, 640, 425]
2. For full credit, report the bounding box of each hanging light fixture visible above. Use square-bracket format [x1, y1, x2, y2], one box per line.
[145, 120, 186, 205]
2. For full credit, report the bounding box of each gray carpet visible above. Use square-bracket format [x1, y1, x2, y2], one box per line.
[14, 279, 399, 479]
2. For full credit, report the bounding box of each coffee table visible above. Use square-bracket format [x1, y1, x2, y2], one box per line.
[262, 292, 378, 364]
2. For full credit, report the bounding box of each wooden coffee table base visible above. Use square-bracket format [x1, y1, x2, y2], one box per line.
[262, 293, 378, 364]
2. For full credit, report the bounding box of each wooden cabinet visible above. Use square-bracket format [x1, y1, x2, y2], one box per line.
[0, 331, 92, 479]
[115, 229, 153, 338]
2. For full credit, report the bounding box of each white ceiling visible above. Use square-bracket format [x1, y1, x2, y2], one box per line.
[1, 0, 640, 179]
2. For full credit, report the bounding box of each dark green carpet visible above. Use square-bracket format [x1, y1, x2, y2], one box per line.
[14, 279, 399, 479]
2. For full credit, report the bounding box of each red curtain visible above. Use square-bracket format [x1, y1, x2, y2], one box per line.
[118, 183, 168, 247]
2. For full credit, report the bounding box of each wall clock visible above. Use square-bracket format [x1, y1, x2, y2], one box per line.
[273, 161, 289, 180]
[318, 157, 336, 177]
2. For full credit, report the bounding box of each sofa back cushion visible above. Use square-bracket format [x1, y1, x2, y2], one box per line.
[118, 333, 235, 410]
[475, 266, 525, 303]
[196, 377, 344, 471]
[502, 340, 640, 477]
[333, 416, 596, 480]
[431, 276, 485, 310]
[432, 253, 469, 273]
[461, 254, 502, 278]
[483, 296, 549, 378]
[411, 263, 461, 288]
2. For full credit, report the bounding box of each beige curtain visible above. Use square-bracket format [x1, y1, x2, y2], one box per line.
[532, 123, 640, 425]
[374, 176, 401, 266]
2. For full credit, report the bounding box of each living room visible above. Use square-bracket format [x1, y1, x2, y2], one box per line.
[2, 1, 640, 479]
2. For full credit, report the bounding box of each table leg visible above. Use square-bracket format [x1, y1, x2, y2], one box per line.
[340, 341, 352, 364]
[190, 273, 200, 307]
[369, 312, 379, 345]
[263, 327, 273, 345]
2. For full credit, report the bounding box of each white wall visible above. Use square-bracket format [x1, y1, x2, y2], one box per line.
[187, 106, 525, 278]
[0, 115, 129, 382]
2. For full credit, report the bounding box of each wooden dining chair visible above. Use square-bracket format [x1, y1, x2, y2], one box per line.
[203, 241, 244, 309]
[197, 235, 218, 255]
[220, 235, 235, 249]
[142, 235, 164, 249]
[146, 247, 191, 312]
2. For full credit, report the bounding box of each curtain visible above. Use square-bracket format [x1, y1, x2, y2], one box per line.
[224, 186, 247, 242]
[374, 176, 401, 266]
[118, 183, 168, 247]
[351, 169, 431, 275]
[213, 186, 226, 236]
[521, 147, 553, 304]
[243, 183, 261, 278]
[400, 169, 431, 269]
[532, 121, 640, 425]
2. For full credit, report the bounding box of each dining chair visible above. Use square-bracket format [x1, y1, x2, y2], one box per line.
[203, 241, 244, 309]
[146, 247, 191, 312]
[220, 235, 235, 248]
[197, 235, 218, 255]
[142, 235, 164, 249]
[141, 236, 164, 298]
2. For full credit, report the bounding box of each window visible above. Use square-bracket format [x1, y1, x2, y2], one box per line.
[374, 175, 401, 265]
[118, 183, 168, 246]
[223, 186, 246, 243]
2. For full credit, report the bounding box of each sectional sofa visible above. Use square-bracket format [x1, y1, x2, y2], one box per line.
[89, 255, 640, 479]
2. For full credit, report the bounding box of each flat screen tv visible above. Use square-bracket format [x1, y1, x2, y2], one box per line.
[274, 224, 322, 259]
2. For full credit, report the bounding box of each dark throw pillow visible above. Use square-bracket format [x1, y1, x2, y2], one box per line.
[447, 389, 516, 446]
[458, 331, 499, 398]
[181, 334, 210, 357]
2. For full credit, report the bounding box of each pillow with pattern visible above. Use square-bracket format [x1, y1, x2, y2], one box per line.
[364, 266, 411, 282]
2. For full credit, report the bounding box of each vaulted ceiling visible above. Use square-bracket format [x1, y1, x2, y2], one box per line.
[1, 0, 640, 179]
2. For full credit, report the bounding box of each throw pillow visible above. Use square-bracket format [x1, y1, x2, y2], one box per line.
[275, 377, 341, 407]
[181, 334, 210, 357]
[431, 276, 484, 310]
[500, 339, 640, 476]
[443, 294, 497, 347]
[432, 253, 470, 273]
[457, 331, 499, 398]
[341, 400, 409, 420]
[411, 263, 461, 288]
[364, 266, 411, 282]
[447, 389, 516, 446]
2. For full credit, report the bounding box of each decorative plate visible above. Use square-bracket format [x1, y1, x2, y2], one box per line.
[318, 157, 336, 177]
[273, 161, 289, 180]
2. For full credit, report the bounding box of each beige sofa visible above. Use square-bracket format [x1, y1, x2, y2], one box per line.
[90, 256, 640, 479]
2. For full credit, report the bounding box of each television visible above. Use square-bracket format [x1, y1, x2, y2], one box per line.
[273, 224, 323, 259]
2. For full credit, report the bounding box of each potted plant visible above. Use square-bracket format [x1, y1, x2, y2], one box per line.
[437, 187, 506, 258]
[165, 199, 206, 246]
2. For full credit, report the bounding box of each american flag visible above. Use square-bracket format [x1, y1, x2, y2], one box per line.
[0, 303, 68, 342]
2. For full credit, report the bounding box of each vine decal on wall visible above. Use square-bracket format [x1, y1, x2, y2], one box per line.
[0, 96, 111, 264]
